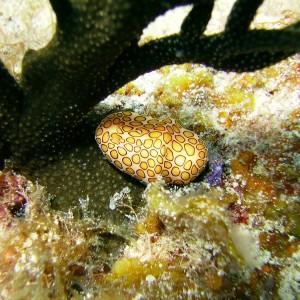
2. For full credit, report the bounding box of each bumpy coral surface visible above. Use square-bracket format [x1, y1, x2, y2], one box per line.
[93, 44, 300, 299]
[0, 0, 300, 299]
[1, 54, 299, 299]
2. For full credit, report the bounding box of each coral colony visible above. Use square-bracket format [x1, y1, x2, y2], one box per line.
[0, 0, 300, 299]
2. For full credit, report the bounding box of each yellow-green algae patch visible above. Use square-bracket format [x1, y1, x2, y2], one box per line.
[1, 55, 299, 299]
[95, 51, 300, 298]
[102, 180, 271, 298]
[0, 173, 133, 299]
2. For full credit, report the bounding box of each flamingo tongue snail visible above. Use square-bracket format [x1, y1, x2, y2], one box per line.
[95, 111, 208, 185]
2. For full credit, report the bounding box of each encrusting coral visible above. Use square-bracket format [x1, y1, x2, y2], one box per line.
[0, 0, 300, 299]
[0, 176, 133, 299]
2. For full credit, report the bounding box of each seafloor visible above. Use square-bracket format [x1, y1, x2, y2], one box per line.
[0, 1, 300, 299]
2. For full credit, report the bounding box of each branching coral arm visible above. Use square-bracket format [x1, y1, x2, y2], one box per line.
[16, 0, 191, 169]
[48, 0, 74, 30]
[106, 0, 300, 91]
[0, 63, 23, 166]
[224, 0, 264, 34]
[180, 0, 214, 37]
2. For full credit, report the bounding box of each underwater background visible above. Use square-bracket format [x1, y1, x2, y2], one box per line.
[0, 0, 300, 299]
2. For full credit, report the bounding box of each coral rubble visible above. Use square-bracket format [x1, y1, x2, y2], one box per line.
[0, 0, 300, 299]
